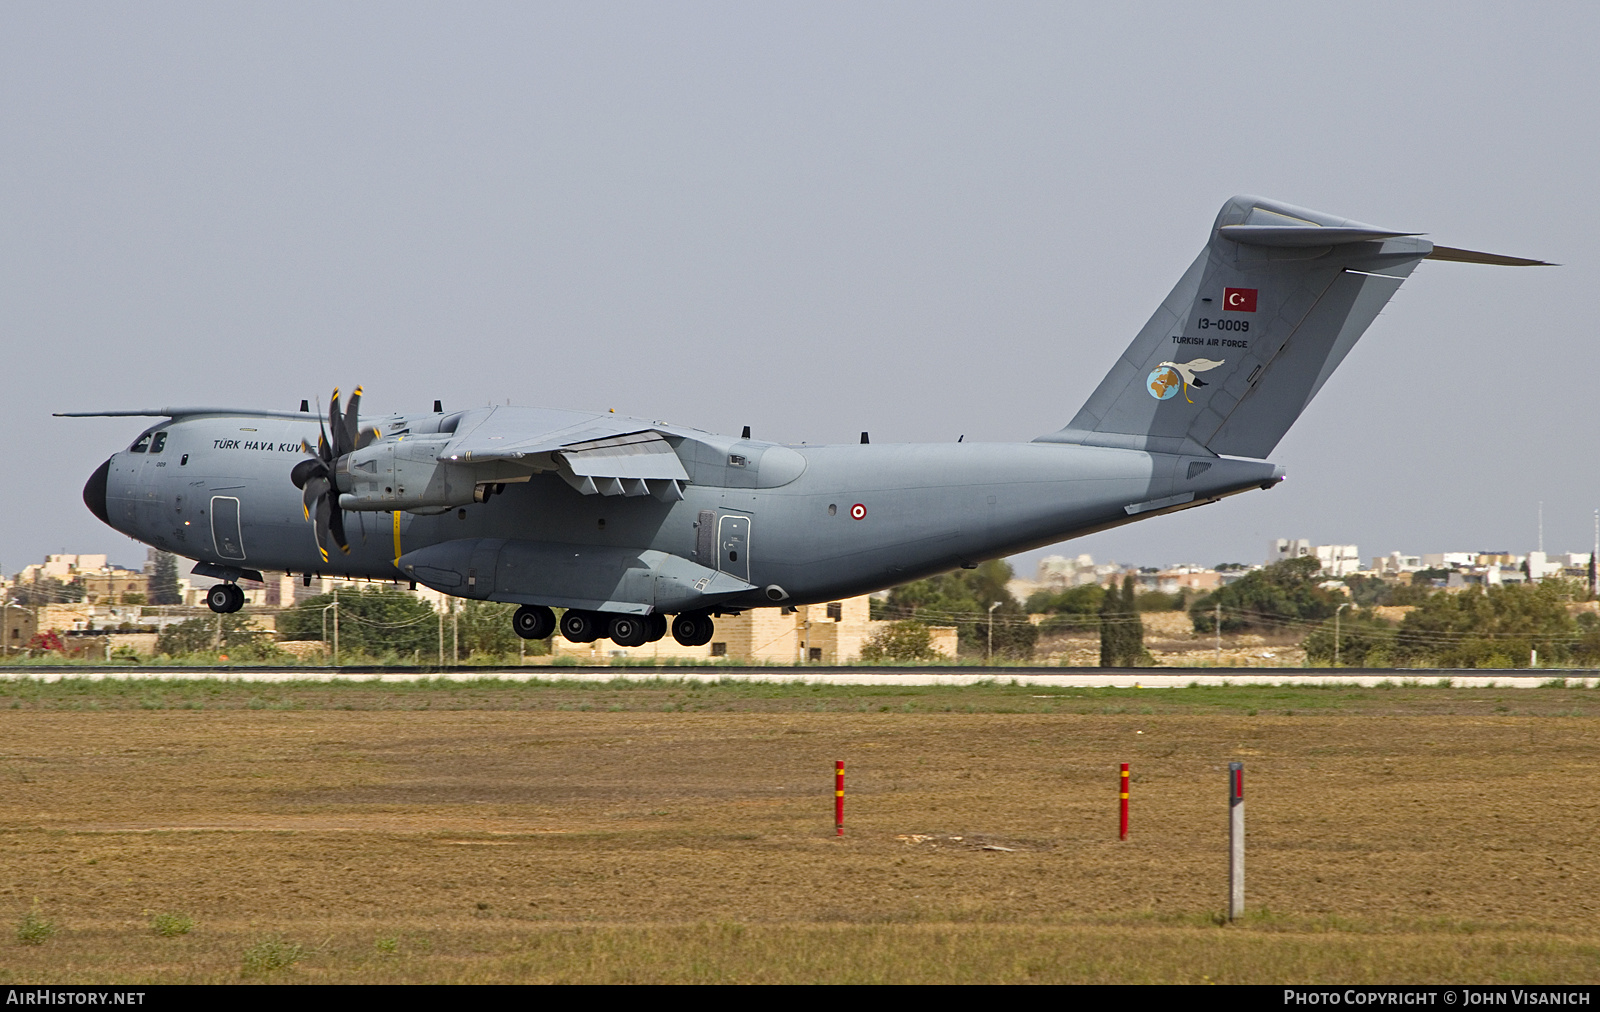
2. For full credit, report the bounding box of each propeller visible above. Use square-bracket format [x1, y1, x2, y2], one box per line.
[289, 387, 378, 562]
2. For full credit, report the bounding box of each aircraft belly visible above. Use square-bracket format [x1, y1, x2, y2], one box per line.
[398, 538, 757, 613]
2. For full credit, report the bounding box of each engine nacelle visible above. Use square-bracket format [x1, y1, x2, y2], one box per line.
[335, 436, 532, 513]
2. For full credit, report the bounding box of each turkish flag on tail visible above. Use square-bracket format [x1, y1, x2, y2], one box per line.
[1223, 288, 1257, 312]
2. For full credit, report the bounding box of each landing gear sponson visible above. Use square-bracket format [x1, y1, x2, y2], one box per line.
[511, 606, 715, 648]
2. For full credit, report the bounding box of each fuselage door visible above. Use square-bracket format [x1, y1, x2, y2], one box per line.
[210, 495, 247, 561]
[718, 514, 750, 581]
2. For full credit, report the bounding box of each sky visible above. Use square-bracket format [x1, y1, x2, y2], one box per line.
[3, 3, 1596, 580]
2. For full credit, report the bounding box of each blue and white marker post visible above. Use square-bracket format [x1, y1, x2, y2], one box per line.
[1228, 761, 1245, 921]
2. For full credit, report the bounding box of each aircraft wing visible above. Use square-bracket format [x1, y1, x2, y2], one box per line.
[438, 408, 690, 500]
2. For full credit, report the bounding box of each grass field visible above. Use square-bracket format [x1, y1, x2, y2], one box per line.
[0, 679, 1596, 983]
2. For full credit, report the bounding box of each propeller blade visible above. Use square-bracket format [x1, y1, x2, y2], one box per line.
[315, 411, 333, 463]
[328, 500, 350, 554]
[328, 388, 345, 457]
[289, 457, 322, 490]
[312, 492, 333, 563]
[302, 473, 330, 523]
[343, 386, 363, 456]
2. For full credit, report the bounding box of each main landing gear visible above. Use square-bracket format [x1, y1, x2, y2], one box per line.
[511, 607, 716, 648]
[512, 605, 557, 641]
[205, 584, 245, 614]
[670, 612, 715, 647]
[556, 609, 670, 648]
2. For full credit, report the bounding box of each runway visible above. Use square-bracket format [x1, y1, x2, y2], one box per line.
[1, 665, 1592, 688]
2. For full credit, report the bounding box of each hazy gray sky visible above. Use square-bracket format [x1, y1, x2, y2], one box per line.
[4, 3, 1595, 577]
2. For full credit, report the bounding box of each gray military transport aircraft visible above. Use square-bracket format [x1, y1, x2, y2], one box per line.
[65, 195, 1546, 649]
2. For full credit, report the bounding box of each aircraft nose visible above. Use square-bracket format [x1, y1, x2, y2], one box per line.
[83, 458, 112, 526]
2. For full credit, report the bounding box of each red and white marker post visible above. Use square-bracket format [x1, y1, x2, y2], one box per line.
[835, 760, 845, 836]
[1228, 761, 1245, 920]
[1119, 763, 1129, 840]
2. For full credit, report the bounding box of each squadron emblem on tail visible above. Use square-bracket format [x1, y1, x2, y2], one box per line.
[1147, 358, 1225, 402]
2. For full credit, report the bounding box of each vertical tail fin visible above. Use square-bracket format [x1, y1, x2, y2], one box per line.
[1040, 196, 1434, 459]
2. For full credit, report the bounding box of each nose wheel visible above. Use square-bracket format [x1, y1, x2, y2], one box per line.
[205, 584, 245, 614]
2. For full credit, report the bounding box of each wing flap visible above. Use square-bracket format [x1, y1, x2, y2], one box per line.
[555, 430, 691, 481]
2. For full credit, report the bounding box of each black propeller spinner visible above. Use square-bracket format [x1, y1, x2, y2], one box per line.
[289, 387, 377, 562]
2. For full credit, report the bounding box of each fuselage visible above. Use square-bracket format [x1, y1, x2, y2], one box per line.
[84, 406, 1279, 613]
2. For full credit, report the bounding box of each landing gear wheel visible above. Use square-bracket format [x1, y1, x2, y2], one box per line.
[608, 615, 649, 648]
[644, 614, 667, 643]
[671, 612, 715, 647]
[206, 584, 244, 614]
[512, 605, 556, 640]
[559, 609, 603, 643]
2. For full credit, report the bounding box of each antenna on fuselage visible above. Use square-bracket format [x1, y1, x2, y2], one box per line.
[860, 432, 870, 444]
[299, 400, 310, 413]
[742, 426, 751, 439]
[434, 400, 443, 413]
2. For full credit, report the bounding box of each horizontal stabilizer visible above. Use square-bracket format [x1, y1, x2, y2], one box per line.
[1218, 225, 1419, 247]
[1426, 245, 1554, 267]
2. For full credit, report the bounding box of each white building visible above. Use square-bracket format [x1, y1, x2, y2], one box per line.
[1268, 539, 1361, 577]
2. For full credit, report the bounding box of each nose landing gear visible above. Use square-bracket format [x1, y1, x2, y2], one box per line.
[205, 584, 245, 614]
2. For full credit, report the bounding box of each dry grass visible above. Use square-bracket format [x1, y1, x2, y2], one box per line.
[0, 696, 1597, 982]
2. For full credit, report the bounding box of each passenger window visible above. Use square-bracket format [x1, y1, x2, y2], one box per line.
[130, 434, 152, 453]
[150, 432, 168, 454]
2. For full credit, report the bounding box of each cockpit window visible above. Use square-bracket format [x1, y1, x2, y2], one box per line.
[149, 432, 168, 454]
[130, 434, 152, 453]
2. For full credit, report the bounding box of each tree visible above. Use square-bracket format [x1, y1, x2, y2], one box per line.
[276, 586, 440, 660]
[455, 600, 536, 660]
[1340, 574, 1396, 607]
[1098, 578, 1122, 666]
[1392, 580, 1582, 668]
[1190, 556, 1336, 634]
[8, 577, 84, 607]
[1099, 575, 1146, 666]
[148, 553, 182, 605]
[156, 613, 283, 659]
[1304, 610, 1398, 667]
[878, 560, 1037, 660]
[1027, 583, 1104, 637]
[860, 620, 940, 662]
[1123, 575, 1145, 662]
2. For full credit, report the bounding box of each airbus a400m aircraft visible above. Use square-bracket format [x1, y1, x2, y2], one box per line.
[66, 196, 1545, 650]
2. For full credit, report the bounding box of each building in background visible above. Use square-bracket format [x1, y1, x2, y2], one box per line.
[1268, 539, 1361, 577]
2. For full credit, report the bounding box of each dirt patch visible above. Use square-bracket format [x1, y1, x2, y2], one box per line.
[0, 708, 1596, 981]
